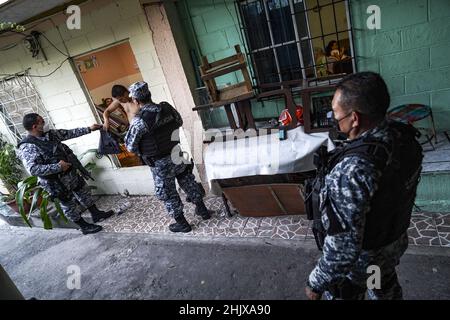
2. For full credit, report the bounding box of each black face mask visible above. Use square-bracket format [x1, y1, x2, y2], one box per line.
[329, 111, 353, 141]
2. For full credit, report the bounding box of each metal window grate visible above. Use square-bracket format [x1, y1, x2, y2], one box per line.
[235, 0, 356, 88]
[0, 70, 54, 143]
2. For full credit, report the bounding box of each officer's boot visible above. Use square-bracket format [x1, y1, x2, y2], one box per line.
[169, 215, 192, 233]
[194, 200, 211, 220]
[88, 205, 115, 223]
[74, 217, 103, 235]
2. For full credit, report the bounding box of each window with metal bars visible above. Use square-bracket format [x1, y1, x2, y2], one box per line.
[0, 71, 54, 143]
[236, 0, 356, 87]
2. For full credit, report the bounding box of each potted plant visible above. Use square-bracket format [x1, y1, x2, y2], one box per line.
[14, 149, 111, 230]
[0, 136, 25, 211]
[15, 176, 69, 229]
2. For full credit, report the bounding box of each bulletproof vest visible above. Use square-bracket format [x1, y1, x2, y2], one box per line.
[307, 121, 423, 250]
[138, 102, 182, 158]
[18, 133, 70, 169]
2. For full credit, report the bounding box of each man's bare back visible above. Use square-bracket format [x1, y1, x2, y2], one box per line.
[103, 98, 140, 131]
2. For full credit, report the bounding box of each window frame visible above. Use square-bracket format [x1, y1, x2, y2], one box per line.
[236, 0, 357, 89]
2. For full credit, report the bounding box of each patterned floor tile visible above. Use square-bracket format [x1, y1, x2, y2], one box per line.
[434, 213, 450, 247]
[408, 218, 440, 246]
[90, 195, 450, 248]
[257, 226, 276, 238]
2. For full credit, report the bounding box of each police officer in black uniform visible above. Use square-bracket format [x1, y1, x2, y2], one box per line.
[18, 113, 115, 235]
[305, 72, 423, 300]
[125, 81, 211, 233]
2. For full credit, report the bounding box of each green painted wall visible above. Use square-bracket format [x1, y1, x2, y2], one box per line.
[180, 0, 450, 130]
[178, 0, 289, 128]
[351, 0, 450, 130]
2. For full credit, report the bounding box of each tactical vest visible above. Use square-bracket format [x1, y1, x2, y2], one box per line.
[17, 133, 90, 180]
[18, 134, 70, 178]
[138, 102, 182, 158]
[305, 121, 423, 251]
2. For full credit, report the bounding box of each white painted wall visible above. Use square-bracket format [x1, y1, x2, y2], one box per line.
[0, 0, 181, 195]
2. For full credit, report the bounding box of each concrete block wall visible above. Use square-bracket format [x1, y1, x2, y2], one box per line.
[0, 0, 174, 195]
[351, 0, 450, 130]
[180, 0, 286, 125]
[182, 0, 450, 129]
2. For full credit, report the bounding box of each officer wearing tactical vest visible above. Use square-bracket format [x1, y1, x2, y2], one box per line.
[304, 72, 423, 300]
[125, 81, 211, 233]
[17, 114, 115, 235]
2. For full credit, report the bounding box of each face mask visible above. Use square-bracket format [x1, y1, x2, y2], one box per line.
[329, 111, 353, 140]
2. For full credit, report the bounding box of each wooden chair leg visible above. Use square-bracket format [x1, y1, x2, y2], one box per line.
[224, 104, 238, 130]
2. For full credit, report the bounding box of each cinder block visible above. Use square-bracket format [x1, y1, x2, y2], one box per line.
[134, 51, 155, 71]
[431, 43, 450, 69]
[188, 1, 215, 17]
[70, 89, 88, 104]
[65, 36, 91, 57]
[355, 57, 380, 73]
[380, 47, 430, 77]
[70, 103, 95, 120]
[390, 92, 431, 109]
[145, 67, 166, 86]
[138, 14, 150, 33]
[148, 84, 169, 103]
[430, 0, 450, 20]
[45, 93, 75, 110]
[42, 28, 65, 47]
[431, 89, 450, 112]
[86, 27, 115, 51]
[402, 17, 450, 51]
[191, 15, 207, 36]
[49, 108, 73, 123]
[381, 0, 427, 30]
[1, 60, 23, 75]
[66, 13, 96, 39]
[112, 17, 143, 42]
[129, 32, 155, 54]
[384, 76, 406, 96]
[405, 66, 450, 93]
[198, 32, 228, 55]
[224, 26, 242, 48]
[90, 2, 121, 29]
[202, 8, 235, 33]
[116, 0, 144, 19]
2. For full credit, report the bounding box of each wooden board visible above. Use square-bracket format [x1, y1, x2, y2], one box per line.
[222, 184, 305, 217]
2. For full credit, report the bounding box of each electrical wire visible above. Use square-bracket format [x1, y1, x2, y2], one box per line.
[0, 58, 70, 78]
[39, 32, 70, 57]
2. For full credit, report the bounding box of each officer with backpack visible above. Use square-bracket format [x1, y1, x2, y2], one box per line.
[124, 81, 211, 233]
[17, 114, 115, 235]
[304, 72, 423, 300]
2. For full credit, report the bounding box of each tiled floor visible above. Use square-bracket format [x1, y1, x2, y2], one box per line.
[90, 194, 450, 248]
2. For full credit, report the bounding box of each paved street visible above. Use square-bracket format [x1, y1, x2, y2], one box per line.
[1, 225, 449, 300]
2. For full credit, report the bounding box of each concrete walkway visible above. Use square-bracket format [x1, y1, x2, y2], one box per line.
[0, 225, 449, 300]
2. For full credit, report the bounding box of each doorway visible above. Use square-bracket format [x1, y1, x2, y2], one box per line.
[74, 41, 143, 167]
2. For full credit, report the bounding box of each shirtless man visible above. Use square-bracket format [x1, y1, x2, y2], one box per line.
[103, 85, 140, 131]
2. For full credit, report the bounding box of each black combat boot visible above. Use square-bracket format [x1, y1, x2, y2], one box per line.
[194, 201, 211, 220]
[88, 205, 115, 223]
[74, 217, 103, 235]
[169, 215, 192, 233]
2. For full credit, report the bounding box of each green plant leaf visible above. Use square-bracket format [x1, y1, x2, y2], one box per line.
[28, 188, 42, 219]
[40, 194, 53, 230]
[84, 162, 96, 171]
[15, 186, 32, 228]
[53, 198, 69, 224]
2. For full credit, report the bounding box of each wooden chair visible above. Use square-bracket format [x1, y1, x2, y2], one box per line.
[199, 44, 253, 103]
